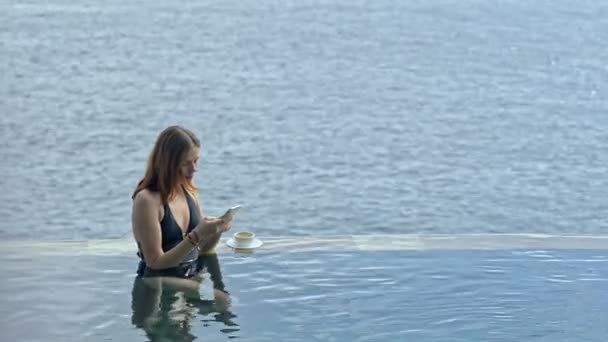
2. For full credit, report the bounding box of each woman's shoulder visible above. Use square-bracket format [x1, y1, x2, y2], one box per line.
[133, 188, 162, 208]
[132, 189, 164, 233]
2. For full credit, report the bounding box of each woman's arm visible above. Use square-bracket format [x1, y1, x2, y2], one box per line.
[199, 232, 222, 252]
[132, 191, 198, 270]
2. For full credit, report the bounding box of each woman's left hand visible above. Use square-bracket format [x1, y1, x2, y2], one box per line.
[204, 216, 232, 233]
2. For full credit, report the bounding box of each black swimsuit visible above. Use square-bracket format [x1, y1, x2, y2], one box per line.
[136, 189, 202, 278]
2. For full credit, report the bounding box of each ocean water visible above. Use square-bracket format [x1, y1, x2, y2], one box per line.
[2, 0, 608, 240]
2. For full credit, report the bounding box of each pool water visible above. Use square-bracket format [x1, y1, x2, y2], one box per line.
[2, 236, 608, 341]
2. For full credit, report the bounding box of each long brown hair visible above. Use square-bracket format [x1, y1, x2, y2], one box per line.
[132, 125, 201, 204]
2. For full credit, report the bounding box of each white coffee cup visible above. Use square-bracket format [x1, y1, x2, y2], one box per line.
[226, 231, 263, 250]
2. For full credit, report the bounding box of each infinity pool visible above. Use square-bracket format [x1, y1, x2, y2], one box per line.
[2, 235, 608, 341]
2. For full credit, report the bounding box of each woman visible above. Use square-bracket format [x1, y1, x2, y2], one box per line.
[131, 125, 232, 297]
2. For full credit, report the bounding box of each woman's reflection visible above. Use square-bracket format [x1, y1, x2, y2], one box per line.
[131, 276, 238, 341]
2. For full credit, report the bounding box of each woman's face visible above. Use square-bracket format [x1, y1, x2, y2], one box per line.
[179, 147, 200, 180]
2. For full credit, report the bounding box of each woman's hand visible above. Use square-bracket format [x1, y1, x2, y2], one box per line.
[194, 216, 232, 251]
[204, 215, 232, 233]
[194, 216, 225, 236]
[218, 215, 233, 233]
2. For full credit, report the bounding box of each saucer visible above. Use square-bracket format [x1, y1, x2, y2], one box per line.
[226, 238, 263, 249]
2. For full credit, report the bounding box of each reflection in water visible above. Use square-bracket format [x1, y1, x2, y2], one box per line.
[131, 277, 239, 341]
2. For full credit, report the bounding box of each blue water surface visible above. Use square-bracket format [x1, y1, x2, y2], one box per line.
[2, 242, 608, 341]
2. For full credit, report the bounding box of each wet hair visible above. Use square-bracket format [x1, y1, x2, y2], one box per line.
[132, 125, 200, 204]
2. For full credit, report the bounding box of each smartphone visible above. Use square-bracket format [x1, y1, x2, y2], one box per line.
[221, 205, 242, 220]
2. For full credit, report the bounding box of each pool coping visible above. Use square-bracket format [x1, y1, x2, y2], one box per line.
[4, 234, 608, 256]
